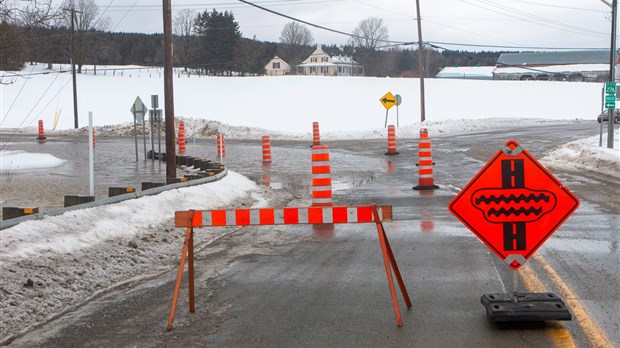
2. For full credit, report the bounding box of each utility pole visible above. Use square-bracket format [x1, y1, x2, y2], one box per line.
[415, 0, 426, 122]
[64, 8, 80, 129]
[607, 0, 617, 149]
[163, 0, 176, 182]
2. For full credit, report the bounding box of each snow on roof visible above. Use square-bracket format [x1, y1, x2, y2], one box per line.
[497, 50, 613, 66]
[435, 66, 495, 79]
[494, 63, 611, 74]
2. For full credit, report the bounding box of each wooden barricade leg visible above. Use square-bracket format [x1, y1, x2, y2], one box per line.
[372, 206, 411, 327]
[167, 226, 194, 331]
[188, 229, 195, 313]
[380, 221, 412, 309]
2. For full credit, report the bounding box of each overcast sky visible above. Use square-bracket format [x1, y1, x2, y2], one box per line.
[72, 0, 616, 51]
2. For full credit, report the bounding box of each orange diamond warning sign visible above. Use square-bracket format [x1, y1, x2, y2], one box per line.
[448, 139, 579, 270]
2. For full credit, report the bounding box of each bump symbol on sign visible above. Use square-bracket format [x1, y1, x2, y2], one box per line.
[448, 139, 579, 270]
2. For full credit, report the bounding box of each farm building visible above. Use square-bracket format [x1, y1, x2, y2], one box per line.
[493, 50, 617, 82]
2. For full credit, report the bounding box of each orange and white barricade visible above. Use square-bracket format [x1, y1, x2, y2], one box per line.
[37, 120, 46, 142]
[413, 128, 439, 190]
[312, 121, 321, 146]
[216, 132, 225, 156]
[167, 204, 411, 330]
[178, 122, 186, 154]
[262, 135, 272, 163]
[385, 125, 399, 155]
[311, 144, 333, 206]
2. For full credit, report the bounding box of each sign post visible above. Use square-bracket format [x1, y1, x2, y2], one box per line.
[395, 94, 402, 127]
[379, 92, 397, 128]
[130, 96, 148, 161]
[449, 140, 579, 322]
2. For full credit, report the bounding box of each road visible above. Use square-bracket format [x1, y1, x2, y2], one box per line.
[6, 123, 619, 347]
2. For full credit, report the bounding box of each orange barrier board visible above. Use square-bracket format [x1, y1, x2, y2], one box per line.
[167, 204, 410, 331]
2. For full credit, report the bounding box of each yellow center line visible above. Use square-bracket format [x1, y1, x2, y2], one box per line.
[520, 263, 577, 348]
[532, 254, 615, 348]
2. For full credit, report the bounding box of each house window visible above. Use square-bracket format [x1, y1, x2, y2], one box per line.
[311, 57, 317, 63]
[272, 62, 280, 69]
[310, 66, 317, 73]
[320, 66, 328, 74]
[321, 56, 328, 62]
[298, 66, 304, 74]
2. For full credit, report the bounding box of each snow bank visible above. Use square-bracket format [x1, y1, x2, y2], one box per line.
[0, 150, 65, 173]
[542, 129, 620, 179]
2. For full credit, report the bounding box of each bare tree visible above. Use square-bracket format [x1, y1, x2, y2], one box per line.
[59, 0, 109, 73]
[0, 0, 61, 70]
[279, 21, 313, 46]
[277, 21, 313, 73]
[349, 17, 388, 50]
[18, 0, 59, 27]
[173, 8, 196, 71]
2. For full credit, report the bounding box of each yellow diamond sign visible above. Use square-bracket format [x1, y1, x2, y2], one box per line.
[380, 92, 397, 110]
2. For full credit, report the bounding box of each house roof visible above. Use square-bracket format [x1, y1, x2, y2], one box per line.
[265, 56, 291, 69]
[435, 66, 494, 78]
[494, 63, 610, 74]
[298, 44, 360, 67]
[497, 50, 614, 66]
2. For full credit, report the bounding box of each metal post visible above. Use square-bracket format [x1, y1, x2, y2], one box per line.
[512, 270, 519, 302]
[607, 0, 617, 149]
[163, 0, 177, 182]
[158, 110, 162, 162]
[143, 118, 147, 161]
[384, 110, 389, 128]
[150, 111, 155, 160]
[134, 115, 138, 161]
[415, 0, 426, 123]
[88, 112, 94, 196]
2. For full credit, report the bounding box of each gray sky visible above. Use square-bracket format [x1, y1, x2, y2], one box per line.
[86, 0, 615, 51]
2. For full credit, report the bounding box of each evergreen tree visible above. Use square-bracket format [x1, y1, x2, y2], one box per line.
[194, 9, 241, 75]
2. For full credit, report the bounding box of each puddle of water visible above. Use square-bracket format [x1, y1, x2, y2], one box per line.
[1, 136, 385, 218]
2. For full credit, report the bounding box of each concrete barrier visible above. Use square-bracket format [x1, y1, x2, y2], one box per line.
[2, 207, 39, 220]
[109, 187, 136, 197]
[64, 195, 95, 207]
[0, 170, 228, 230]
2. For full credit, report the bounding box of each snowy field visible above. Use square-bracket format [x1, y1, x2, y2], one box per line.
[0, 64, 618, 343]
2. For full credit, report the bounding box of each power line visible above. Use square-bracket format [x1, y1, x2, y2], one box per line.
[458, 0, 608, 39]
[0, 73, 63, 151]
[426, 40, 608, 50]
[501, 0, 608, 13]
[236, 0, 415, 45]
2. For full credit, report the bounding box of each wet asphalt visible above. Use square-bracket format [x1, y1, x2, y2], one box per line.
[4, 122, 619, 347]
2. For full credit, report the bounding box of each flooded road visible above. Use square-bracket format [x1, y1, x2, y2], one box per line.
[2, 122, 618, 347]
[0, 135, 384, 218]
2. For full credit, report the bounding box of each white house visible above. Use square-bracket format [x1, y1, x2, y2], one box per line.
[264, 56, 292, 76]
[297, 44, 363, 76]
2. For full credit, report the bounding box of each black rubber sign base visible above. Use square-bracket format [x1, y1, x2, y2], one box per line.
[481, 292, 572, 322]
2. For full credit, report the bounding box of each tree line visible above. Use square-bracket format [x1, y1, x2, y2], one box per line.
[1, 2, 500, 77]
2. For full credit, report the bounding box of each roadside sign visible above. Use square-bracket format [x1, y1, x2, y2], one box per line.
[604, 82, 617, 109]
[605, 82, 616, 95]
[395, 94, 402, 106]
[380, 92, 397, 110]
[605, 97, 616, 109]
[448, 140, 579, 270]
[131, 96, 147, 122]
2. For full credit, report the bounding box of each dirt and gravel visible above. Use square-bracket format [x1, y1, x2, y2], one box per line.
[0, 183, 299, 345]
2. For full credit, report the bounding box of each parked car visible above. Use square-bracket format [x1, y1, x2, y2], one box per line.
[597, 109, 620, 123]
